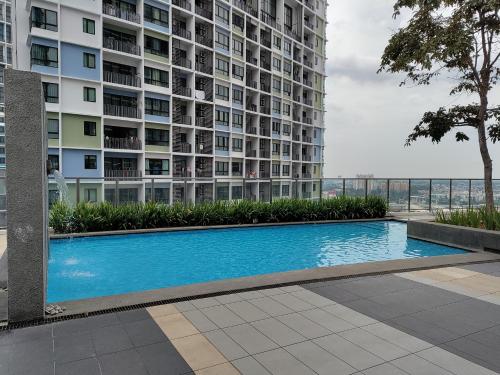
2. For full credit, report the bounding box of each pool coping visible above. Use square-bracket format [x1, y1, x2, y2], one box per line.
[52, 252, 500, 318]
[49, 217, 394, 239]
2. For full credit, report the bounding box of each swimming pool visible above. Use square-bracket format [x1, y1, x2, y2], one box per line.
[48, 221, 466, 302]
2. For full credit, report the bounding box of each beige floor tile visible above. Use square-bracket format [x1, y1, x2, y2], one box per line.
[172, 334, 228, 370]
[452, 275, 500, 293]
[154, 313, 199, 339]
[411, 269, 456, 282]
[432, 267, 479, 280]
[146, 304, 179, 318]
[477, 292, 500, 305]
[195, 362, 241, 375]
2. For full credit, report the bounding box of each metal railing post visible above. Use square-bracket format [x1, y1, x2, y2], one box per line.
[76, 178, 80, 204]
[184, 178, 188, 206]
[364, 178, 368, 200]
[214, 178, 217, 202]
[269, 178, 273, 203]
[319, 178, 323, 201]
[295, 178, 299, 199]
[114, 179, 119, 206]
[151, 178, 155, 202]
[342, 178, 346, 196]
[408, 179, 411, 212]
[243, 178, 246, 200]
[386, 179, 390, 206]
[428, 179, 432, 212]
[449, 179, 452, 211]
[468, 179, 472, 209]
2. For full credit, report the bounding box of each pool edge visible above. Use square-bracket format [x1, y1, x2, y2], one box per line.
[51, 252, 500, 318]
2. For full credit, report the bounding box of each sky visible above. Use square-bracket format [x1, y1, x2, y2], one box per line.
[323, 0, 500, 178]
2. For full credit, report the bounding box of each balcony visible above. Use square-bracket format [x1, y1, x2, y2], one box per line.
[173, 115, 192, 125]
[103, 71, 141, 88]
[260, 11, 280, 31]
[173, 55, 192, 69]
[260, 82, 270, 93]
[103, 3, 140, 24]
[196, 167, 213, 177]
[260, 106, 270, 115]
[293, 134, 301, 141]
[303, 172, 312, 178]
[105, 169, 142, 178]
[304, 59, 313, 68]
[246, 79, 257, 89]
[260, 171, 270, 178]
[260, 150, 270, 158]
[304, 19, 314, 29]
[173, 142, 192, 153]
[173, 85, 192, 97]
[302, 135, 312, 143]
[195, 62, 212, 74]
[173, 23, 192, 40]
[195, 117, 210, 128]
[104, 136, 142, 150]
[246, 103, 257, 112]
[246, 55, 258, 66]
[305, 0, 315, 10]
[195, 34, 212, 48]
[303, 98, 313, 106]
[195, 4, 213, 19]
[104, 104, 141, 119]
[173, 0, 192, 11]
[103, 37, 141, 56]
[302, 155, 312, 161]
[233, 0, 257, 17]
[259, 128, 270, 137]
[303, 117, 313, 125]
[246, 149, 257, 157]
[303, 79, 313, 87]
[304, 40, 314, 50]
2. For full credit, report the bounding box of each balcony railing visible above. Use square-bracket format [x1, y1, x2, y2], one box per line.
[246, 55, 258, 65]
[195, 5, 213, 19]
[173, 0, 192, 11]
[104, 136, 142, 150]
[195, 34, 212, 48]
[245, 149, 257, 157]
[173, 55, 192, 69]
[304, 40, 314, 50]
[195, 144, 213, 154]
[247, 126, 257, 135]
[104, 104, 141, 119]
[260, 11, 281, 31]
[246, 79, 258, 89]
[196, 117, 212, 128]
[173, 143, 192, 153]
[103, 3, 141, 23]
[195, 61, 212, 74]
[103, 71, 141, 87]
[173, 115, 192, 125]
[173, 86, 192, 97]
[173, 25, 192, 40]
[302, 135, 312, 143]
[232, 0, 258, 17]
[304, 20, 314, 29]
[104, 169, 142, 178]
[260, 150, 270, 158]
[103, 37, 141, 56]
[304, 59, 313, 68]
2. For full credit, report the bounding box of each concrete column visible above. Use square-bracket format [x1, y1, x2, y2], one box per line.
[5, 70, 48, 322]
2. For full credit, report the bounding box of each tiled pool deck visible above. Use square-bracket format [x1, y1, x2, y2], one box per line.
[1, 262, 500, 375]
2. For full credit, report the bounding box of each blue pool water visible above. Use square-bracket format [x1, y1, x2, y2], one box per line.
[48, 221, 466, 302]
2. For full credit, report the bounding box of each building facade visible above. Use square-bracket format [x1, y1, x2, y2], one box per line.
[14, 0, 326, 204]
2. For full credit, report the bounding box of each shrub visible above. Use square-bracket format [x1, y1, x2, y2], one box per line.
[435, 208, 500, 231]
[49, 196, 388, 234]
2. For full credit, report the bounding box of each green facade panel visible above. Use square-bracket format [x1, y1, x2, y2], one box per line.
[61, 114, 101, 149]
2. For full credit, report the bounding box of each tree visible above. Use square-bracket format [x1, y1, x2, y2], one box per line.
[379, 0, 500, 210]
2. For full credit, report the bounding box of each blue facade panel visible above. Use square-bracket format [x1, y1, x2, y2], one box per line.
[61, 43, 101, 81]
[62, 149, 102, 178]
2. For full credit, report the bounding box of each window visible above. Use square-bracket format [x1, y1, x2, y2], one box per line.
[273, 78, 281, 92]
[145, 98, 169, 117]
[232, 185, 243, 199]
[282, 184, 290, 195]
[215, 31, 229, 50]
[273, 35, 281, 49]
[215, 161, 229, 175]
[146, 187, 170, 203]
[215, 135, 229, 151]
[42, 82, 58, 103]
[232, 89, 243, 104]
[284, 40, 291, 55]
[232, 64, 244, 80]
[272, 142, 280, 155]
[144, 4, 169, 27]
[272, 163, 280, 176]
[215, 58, 229, 75]
[232, 138, 243, 151]
[85, 188, 97, 202]
[145, 128, 169, 146]
[31, 44, 58, 67]
[83, 87, 96, 102]
[84, 155, 97, 169]
[47, 119, 59, 139]
[144, 35, 169, 58]
[284, 5, 292, 28]
[272, 57, 281, 71]
[83, 18, 95, 34]
[283, 81, 291, 96]
[83, 52, 96, 68]
[144, 67, 169, 87]
[283, 61, 291, 75]
[272, 121, 280, 134]
[215, 109, 229, 126]
[272, 100, 281, 114]
[283, 103, 290, 116]
[215, 3, 229, 23]
[31, 7, 57, 31]
[215, 84, 229, 100]
[283, 164, 290, 176]
[146, 159, 169, 175]
[48, 154, 59, 171]
[283, 143, 290, 156]
[84, 121, 97, 136]
[232, 113, 243, 128]
[233, 39, 243, 56]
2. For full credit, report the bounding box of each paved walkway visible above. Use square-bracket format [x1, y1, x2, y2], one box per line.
[1, 262, 500, 375]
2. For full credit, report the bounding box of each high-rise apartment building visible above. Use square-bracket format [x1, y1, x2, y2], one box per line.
[13, 0, 326, 204]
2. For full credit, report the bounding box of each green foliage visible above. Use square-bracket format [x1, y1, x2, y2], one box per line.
[49, 197, 388, 234]
[435, 208, 500, 231]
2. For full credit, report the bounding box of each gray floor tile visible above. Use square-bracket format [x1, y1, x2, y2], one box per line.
[8, 337, 54, 374]
[391, 354, 454, 375]
[388, 315, 460, 345]
[254, 348, 316, 375]
[343, 299, 402, 320]
[173, 300, 197, 312]
[251, 318, 306, 346]
[201, 305, 246, 328]
[361, 323, 432, 353]
[99, 348, 149, 375]
[204, 329, 248, 360]
[54, 331, 96, 364]
[11, 360, 55, 375]
[0, 324, 52, 345]
[232, 356, 272, 375]
[285, 340, 357, 375]
[410, 310, 484, 336]
[226, 301, 270, 322]
[260, 288, 287, 297]
[55, 358, 100, 375]
[215, 293, 244, 304]
[92, 325, 133, 355]
[417, 346, 498, 375]
[123, 318, 167, 347]
[276, 312, 332, 339]
[85, 313, 121, 329]
[290, 289, 337, 308]
[223, 323, 279, 355]
[183, 309, 218, 332]
[237, 290, 267, 300]
[467, 329, 500, 352]
[136, 341, 192, 375]
[191, 297, 221, 309]
[339, 328, 409, 361]
[116, 309, 150, 324]
[300, 308, 355, 332]
[314, 334, 385, 371]
[270, 293, 315, 312]
[248, 297, 294, 316]
[279, 285, 304, 293]
[444, 337, 500, 369]
[361, 363, 409, 375]
[322, 304, 377, 327]
[53, 319, 90, 337]
[306, 284, 361, 303]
